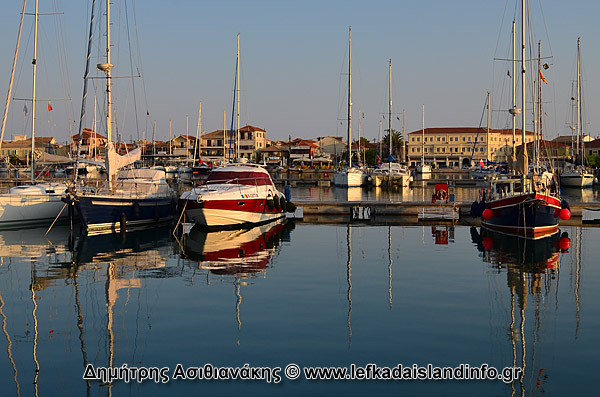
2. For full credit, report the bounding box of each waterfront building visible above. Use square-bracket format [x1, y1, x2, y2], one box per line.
[171, 134, 198, 158]
[199, 124, 267, 162]
[69, 128, 107, 158]
[406, 127, 534, 168]
[2, 135, 62, 162]
[316, 136, 346, 158]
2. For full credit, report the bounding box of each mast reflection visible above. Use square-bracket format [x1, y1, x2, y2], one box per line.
[471, 227, 571, 396]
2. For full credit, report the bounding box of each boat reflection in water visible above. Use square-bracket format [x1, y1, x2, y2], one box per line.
[471, 227, 571, 396]
[184, 219, 293, 276]
[183, 220, 293, 344]
[471, 227, 570, 273]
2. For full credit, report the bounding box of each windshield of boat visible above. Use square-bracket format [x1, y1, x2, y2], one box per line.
[204, 171, 273, 186]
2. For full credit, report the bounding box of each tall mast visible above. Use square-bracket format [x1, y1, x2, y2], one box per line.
[30, 0, 39, 184]
[152, 120, 156, 165]
[348, 26, 352, 168]
[402, 108, 406, 163]
[169, 120, 172, 155]
[0, 0, 27, 156]
[576, 37, 581, 163]
[194, 102, 201, 166]
[421, 104, 425, 166]
[388, 59, 392, 161]
[378, 120, 382, 161]
[486, 91, 490, 162]
[520, 0, 526, 181]
[236, 33, 240, 159]
[511, 20, 517, 165]
[98, 0, 114, 182]
[93, 93, 97, 158]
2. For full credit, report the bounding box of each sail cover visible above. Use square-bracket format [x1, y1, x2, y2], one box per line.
[33, 150, 73, 164]
[105, 143, 141, 179]
[515, 144, 529, 175]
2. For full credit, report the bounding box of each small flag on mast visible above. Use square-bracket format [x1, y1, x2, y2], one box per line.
[23, 103, 28, 116]
[539, 70, 548, 84]
[48, 101, 53, 111]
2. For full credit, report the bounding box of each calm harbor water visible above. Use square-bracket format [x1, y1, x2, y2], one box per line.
[285, 184, 600, 203]
[0, 218, 598, 396]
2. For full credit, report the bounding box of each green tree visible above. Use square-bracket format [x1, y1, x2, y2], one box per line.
[364, 148, 377, 166]
[381, 130, 404, 159]
[586, 153, 600, 168]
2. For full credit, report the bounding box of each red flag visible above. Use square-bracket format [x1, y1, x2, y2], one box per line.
[48, 101, 53, 111]
[539, 70, 548, 84]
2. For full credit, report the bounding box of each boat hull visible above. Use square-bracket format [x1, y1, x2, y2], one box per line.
[559, 174, 594, 188]
[482, 193, 561, 239]
[65, 195, 176, 233]
[333, 170, 363, 187]
[0, 194, 67, 228]
[182, 198, 284, 228]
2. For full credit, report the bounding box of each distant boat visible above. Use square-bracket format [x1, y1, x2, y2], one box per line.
[372, 162, 412, 187]
[416, 105, 431, 176]
[333, 26, 364, 187]
[0, 182, 68, 228]
[0, 2, 68, 228]
[559, 38, 594, 189]
[62, 0, 177, 233]
[560, 163, 594, 188]
[372, 60, 412, 188]
[179, 164, 287, 228]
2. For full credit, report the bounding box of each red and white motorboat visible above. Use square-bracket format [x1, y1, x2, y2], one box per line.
[179, 164, 287, 228]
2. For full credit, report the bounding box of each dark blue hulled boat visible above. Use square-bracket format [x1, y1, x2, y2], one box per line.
[63, 0, 176, 234]
[470, 0, 570, 240]
[63, 168, 177, 233]
[472, 173, 569, 239]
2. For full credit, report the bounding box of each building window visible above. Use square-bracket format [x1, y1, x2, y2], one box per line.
[462, 137, 466, 142]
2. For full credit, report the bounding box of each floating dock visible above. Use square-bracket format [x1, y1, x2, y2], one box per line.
[292, 200, 600, 226]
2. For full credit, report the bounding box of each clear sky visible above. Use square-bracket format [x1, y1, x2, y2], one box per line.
[1, 0, 600, 146]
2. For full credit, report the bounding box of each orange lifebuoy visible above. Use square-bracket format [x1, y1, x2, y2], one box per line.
[436, 189, 448, 201]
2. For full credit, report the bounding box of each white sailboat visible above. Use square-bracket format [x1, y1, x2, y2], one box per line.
[559, 38, 594, 188]
[416, 104, 431, 176]
[373, 59, 412, 188]
[333, 26, 364, 187]
[0, 0, 69, 228]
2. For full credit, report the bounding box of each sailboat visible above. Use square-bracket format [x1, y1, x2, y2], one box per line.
[62, 0, 177, 233]
[473, 0, 570, 239]
[0, 0, 69, 228]
[333, 26, 365, 187]
[559, 38, 594, 188]
[415, 105, 431, 176]
[372, 59, 412, 188]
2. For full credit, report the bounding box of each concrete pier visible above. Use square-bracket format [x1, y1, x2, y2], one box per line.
[293, 199, 600, 226]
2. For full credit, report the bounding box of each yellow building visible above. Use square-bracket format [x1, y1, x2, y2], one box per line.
[1, 136, 60, 161]
[200, 124, 267, 161]
[406, 127, 534, 168]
